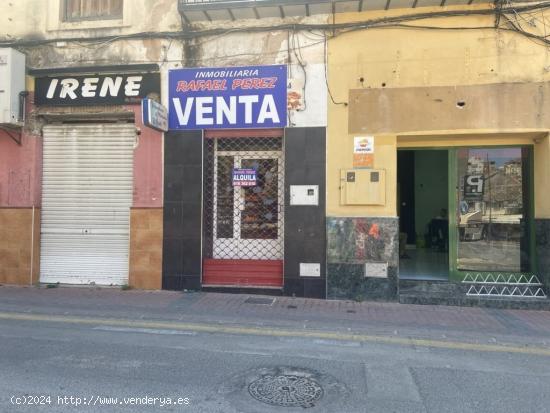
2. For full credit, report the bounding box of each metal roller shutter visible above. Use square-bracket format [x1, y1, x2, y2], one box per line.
[40, 124, 135, 285]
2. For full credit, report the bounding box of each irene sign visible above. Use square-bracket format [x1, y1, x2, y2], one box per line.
[35, 73, 160, 106]
[168, 65, 287, 130]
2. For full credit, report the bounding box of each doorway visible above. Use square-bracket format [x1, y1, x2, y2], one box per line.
[40, 123, 134, 285]
[212, 152, 284, 260]
[398, 150, 449, 280]
[202, 133, 285, 288]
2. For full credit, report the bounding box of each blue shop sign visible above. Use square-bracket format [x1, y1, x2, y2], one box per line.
[168, 65, 287, 130]
[232, 168, 257, 187]
[142, 98, 168, 132]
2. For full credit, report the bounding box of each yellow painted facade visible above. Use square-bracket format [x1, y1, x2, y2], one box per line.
[327, 5, 550, 218]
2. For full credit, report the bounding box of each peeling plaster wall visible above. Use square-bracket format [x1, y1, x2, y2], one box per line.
[327, 5, 550, 219]
[0, 92, 42, 208]
[1, 1, 329, 291]
[0, 93, 42, 286]
[2, 1, 328, 127]
[2, 0, 181, 41]
[322, 5, 550, 297]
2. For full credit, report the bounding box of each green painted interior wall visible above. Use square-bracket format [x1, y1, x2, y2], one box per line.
[414, 151, 448, 243]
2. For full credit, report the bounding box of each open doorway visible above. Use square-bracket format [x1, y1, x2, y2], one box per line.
[398, 150, 449, 280]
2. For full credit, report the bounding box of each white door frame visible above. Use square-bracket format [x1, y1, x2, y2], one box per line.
[212, 147, 284, 260]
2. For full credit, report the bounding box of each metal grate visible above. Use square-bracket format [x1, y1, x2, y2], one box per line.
[203, 135, 284, 261]
[248, 374, 324, 408]
[244, 296, 276, 305]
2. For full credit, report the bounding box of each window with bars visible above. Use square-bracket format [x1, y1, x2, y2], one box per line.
[63, 0, 123, 22]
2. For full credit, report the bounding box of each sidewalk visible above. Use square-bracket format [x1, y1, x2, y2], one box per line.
[1, 285, 550, 348]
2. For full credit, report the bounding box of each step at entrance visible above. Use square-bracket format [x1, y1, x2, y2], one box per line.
[398, 279, 550, 310]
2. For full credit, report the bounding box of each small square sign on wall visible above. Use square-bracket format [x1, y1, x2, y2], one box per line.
[300, 263, 321, 277]
[232, 168, 257, 187]
[353, 136, 374, 168]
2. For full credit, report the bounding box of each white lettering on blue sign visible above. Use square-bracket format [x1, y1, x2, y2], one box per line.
[168, 65, 287, 130]
[171, 95, 280, 127]
[142, 98, 168, 132]
[232, 168, 257, 187]
[196, 69, 260, 78]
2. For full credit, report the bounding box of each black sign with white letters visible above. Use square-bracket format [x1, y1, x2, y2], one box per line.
[34, 73, 160, 106]
[463, 174, 485, 201]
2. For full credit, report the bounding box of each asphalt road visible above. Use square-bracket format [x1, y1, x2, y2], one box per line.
[1, 312, 550, 413]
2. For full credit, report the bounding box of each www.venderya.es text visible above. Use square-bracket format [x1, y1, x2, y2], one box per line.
[10, 395, 191, 408]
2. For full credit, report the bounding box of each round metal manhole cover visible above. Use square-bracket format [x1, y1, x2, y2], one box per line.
[248, 374, 324, 408]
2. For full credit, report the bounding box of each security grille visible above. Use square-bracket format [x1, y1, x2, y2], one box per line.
[40, 123, 134, 285]
[203, 135, 284, 261]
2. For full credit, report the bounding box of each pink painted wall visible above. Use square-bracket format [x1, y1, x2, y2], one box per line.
[0, 100, 162, 209]
[130, 105, 163, 208]
[0, 93, 42, 208]
[0, 132, 42, 207]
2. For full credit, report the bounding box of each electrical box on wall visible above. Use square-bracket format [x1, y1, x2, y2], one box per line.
[290, 185, 319, 206]
[365, 262, 388, 278]
[0, 48, 26, 125]
[340, 169, 386, 205]
[300, 263, 321, 277]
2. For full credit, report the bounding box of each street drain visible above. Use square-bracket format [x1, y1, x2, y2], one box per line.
[244, 297, 275, 305]
[248, 374, 323, 408]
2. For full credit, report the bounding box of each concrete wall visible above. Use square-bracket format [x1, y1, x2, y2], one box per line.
[327, 5, 550, 219]
[326, 4, 550, 297]
[1, 0, 328, 128]
[2, 0, 329, 291]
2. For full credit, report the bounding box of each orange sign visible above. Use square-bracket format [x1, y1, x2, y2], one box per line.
[353, 136, 374, 168]
[353, 153, 374, 168]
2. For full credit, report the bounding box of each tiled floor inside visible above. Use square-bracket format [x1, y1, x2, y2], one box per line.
[399, 247, 449, 280]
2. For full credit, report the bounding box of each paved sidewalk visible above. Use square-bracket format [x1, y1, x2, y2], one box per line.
[1, 285, 550, 348]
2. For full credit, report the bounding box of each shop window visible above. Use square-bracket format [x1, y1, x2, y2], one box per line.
[456, 147, 531, 273]
[63, 0, 123, 21]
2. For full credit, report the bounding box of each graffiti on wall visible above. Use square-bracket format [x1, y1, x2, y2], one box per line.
[327, 217, 398, 266]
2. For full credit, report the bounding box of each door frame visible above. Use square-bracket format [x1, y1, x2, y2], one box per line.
[397, 145, 536, 281]
[397, 147, 450, 280]
[212, 149, 284, 260]
[201, 129, 285, 289]
[448, 145, 536, 281]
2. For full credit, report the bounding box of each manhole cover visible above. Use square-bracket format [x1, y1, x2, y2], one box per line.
[220, 366, 351, 412]
[244, 297, 275, 305]
[248, 374, 324, 408]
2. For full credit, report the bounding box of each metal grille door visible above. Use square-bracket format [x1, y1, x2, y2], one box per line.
[40, 124, 135, 285]
[203, 134, 284, 287]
